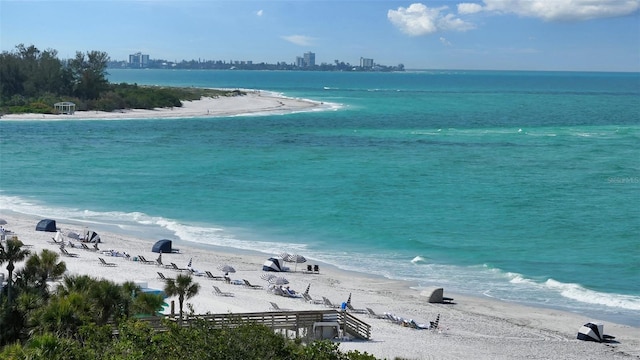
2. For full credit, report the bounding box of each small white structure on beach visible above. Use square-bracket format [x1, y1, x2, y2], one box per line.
[54, 101, 76, 115]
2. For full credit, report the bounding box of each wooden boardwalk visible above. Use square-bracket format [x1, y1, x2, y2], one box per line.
[131, 309, 371, 340]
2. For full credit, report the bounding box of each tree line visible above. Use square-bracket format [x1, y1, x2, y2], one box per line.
[0, 44, 243, 115]
[0, 238, 383, 359]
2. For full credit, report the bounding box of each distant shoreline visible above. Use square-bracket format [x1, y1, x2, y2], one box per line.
[0, 90, 325, 121]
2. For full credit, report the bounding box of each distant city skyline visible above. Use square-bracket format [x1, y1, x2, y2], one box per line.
[1, 0, 639, 72]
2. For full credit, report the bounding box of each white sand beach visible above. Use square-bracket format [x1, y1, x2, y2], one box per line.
[0, 91, 323, 121]
[1, 212, 638, 360]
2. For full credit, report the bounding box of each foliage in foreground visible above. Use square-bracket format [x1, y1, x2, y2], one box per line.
[0, 319, 380, 360]
[1, 241, 379, 359]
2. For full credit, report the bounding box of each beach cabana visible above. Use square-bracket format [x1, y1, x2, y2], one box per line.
[152, 239, 174, 253]
[54, 101, 76, 115]
[420, 287, 454, 304]
[85, 230, 101, 243]
[35, 219, 57, 232]
[262, 257, 289, 272]
[577, 322, 615, 342]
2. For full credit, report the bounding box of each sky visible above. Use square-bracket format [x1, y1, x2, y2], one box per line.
[1, 0, 639, 71]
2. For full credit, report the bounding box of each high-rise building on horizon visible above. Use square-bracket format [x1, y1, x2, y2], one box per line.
[129, 52, 149, 68]
[360, 57, 374, 69]
[303, 52, 315, 67]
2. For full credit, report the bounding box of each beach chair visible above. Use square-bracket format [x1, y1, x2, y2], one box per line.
[98, 257, 116, 267]
[270, 302, 285, 311]
[59, 246, 78, 257]
[170, 262, 189, 272]
[322, 297, 340, 309]
[306, 264, 313, 273]
[93, 243, 100, 251]
[243, 279, 264, 289]
[212, 286, 233, 297]
[345, 293, 367, 313]
[313, 265, 320, 273]
[157, 272, 174, 281]
[366, 307, 387, 319]
[205, 271, 226, 281]
[137, 255, 155, 265]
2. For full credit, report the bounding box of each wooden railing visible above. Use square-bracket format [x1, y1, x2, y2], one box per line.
[130, 309, 371, 340]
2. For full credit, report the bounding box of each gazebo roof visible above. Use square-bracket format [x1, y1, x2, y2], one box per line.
[54, 101, 76, 106]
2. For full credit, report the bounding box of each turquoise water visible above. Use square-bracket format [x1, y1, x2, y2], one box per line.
[1, 69, 639, 325]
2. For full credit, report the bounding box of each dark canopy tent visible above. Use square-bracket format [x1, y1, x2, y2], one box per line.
[152, 239, 174, 253]
[262, 257, 289, 272]
[35, 219, 57, 232]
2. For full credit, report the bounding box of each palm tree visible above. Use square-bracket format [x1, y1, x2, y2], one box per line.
[23, 249, 66, 296]
[163, 273, 200, 320]
[0, 239, 31, 304]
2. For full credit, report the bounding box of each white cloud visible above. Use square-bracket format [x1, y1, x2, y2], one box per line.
[457, 0, 640, 21]
[388, 3, 475, 36]
[281, 35, 314, 46]
[439, 37, 452, 46]
[256, 10, 263, 17]
[457, 3, 483, 14]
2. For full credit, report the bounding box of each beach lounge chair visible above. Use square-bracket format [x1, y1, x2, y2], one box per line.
[98, 257, 116, 267]
[243, 279, 264, 289]
[136, 255, 155, 264]
[366, 307, 387, 319]
[59, 247, 78, 257]
[313, 265, 320, 273]
[170, 262, 189, 272]
[270, 302, 284, 311]
[305, 264, 313, 273]
[93, 243, 100, 251]
[345, 293, 367, 313]
[212, 285, 233, 297]
[205, 271, 226, 281]
[322, 297, 340, 308]
[157, 272, 174, 281]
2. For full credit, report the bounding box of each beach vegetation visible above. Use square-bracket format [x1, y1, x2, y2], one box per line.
[163, 273, 200, 321]
[0, 241, 381, 359]
[0, 44, 247, 115]
[0, 239, 31, 305]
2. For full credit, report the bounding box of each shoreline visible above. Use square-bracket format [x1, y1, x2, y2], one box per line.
[1, 211, 639, 359]
[0, 90, 326, 121]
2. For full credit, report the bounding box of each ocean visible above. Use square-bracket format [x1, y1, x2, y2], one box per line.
[1, 69, 639, 326]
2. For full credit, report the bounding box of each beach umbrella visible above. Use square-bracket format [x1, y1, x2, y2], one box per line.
[217, 264, 236, 274]
[285, 254, 306, 271]
[67, 231, 80, 240]
[260, 273, 276, 281]
[279, 252, 291, 260]
[268, 276, 289, 285]
[0, 219, 7, 225]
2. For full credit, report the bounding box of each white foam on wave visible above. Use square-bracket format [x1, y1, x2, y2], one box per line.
[410, 256, 427, 264]
[544, 278, 640, 311]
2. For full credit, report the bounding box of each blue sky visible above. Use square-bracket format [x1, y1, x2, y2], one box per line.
[2, 0, 639, 71]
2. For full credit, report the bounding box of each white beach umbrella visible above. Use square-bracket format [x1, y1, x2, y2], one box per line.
[217, 264, 236, 274]
[260, 273, 276, 281]
[67, 231, 81, 240]
[268, 276, 289, 285]
[285, 254, 306, 271]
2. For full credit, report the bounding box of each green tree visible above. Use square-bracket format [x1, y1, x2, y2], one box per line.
[68, 50, 110, 100]
[163, 273, 200, 320]
[0, 239, 31, 304]
[22, 249, 66, 296]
